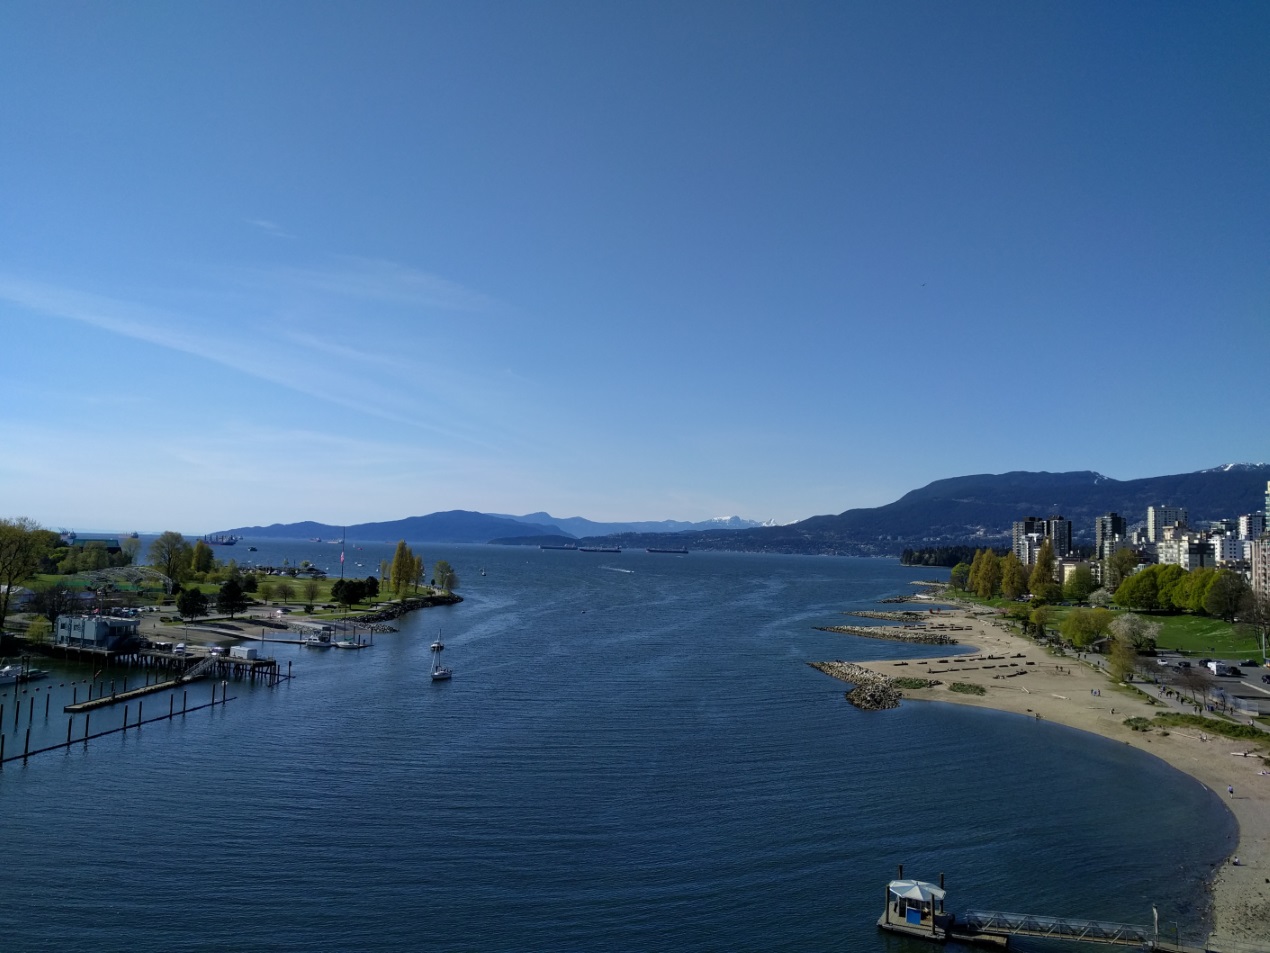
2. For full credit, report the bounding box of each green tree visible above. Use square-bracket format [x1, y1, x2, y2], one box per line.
[1204, 569, 1249, 622]
[1059, 607, 1114, 649]
[1108, 633, 1138, 683]
[974, 551, 1001, 599]
[967, 549, 986, 596]
[177, 587, 208, 621]
[433, 559, 457, 592]
[949, 562, 971, 592]
[148, 531, 192, 587]
[0, 517, 53, 633]
[1114, 567, 1159, 612]
[1154, 564, 1186, 612]
[303, 578, 321, 605]
[120, 536, 142, 566]
[1029, 604, 1054, 639]
[1105, 547, 1139, 592]
[258, 579, 276, 604]
[1063, 564, 1097, 603]
[190, 539, 215, 574]
[216, 578, 248, 619]
[27, 614, 53, 644]
[277, 580, 295, 604]
[1028, 540, 1061, 602]
[241, 573, 259, 594]
[79, 541, 111, 572]
[389, 540, 415, 597]
[1000, 551, 1028, 601]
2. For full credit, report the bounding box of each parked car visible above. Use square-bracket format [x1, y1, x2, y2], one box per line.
[1240, 659, 1260, 667]
[1261, 674, 1270, 684]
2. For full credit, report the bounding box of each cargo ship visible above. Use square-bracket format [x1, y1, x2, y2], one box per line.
[646, 547, 689, 554]
[579, 546, 621, 553]
[540, 544, 578, 550]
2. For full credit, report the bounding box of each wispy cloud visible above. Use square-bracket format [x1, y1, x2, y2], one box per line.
[247, 218, 294, 239]
[0, 274, 445, 432]
[269, 256, 502, 313]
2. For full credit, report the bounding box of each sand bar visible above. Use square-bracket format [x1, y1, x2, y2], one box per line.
[814, 599, 1270, 950]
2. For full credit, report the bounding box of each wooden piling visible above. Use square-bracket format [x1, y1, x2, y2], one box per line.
[28, 695, 34, 723]
[67, 716, 72, 745]
[23, 727, 29, 760]
[45, 693, 50, 718]
[137, 700, 143, 727]
[84, 713, 90, 744]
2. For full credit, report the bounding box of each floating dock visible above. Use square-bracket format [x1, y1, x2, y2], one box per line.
[878, 868, 1217, 952]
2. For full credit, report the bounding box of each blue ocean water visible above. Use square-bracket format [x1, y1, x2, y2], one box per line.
[0, 545, 1233, 951]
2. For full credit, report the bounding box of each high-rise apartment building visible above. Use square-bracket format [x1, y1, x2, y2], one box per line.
[1012, 515, 1072, 565]
[1240, 513, 1266, 540]
[1046, 516, 1073, 558]
[1094, 513, 1127, 560]
[1252, 532, 1270, 597]
[1147, 505, 1188, 543]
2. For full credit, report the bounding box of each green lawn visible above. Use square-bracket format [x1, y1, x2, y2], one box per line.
[1153, 614, 1263, 657]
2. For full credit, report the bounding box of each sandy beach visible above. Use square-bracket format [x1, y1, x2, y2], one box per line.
[814, 601, 1270, 950]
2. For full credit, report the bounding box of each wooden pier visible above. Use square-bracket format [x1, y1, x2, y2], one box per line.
[0, 681, 235, 767]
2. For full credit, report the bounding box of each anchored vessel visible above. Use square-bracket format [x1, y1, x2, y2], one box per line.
[430, 639, 452, 681]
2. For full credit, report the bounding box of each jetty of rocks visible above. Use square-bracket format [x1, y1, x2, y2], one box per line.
[808, 661, 901, 710]
[844, 610, 930, 622]
[816, 624, 961, 645]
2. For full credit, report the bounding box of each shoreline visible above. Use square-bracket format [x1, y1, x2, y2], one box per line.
[812, 600, 1270, 948]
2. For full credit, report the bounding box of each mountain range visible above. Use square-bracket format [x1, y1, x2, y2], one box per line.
[221, 464, 1270, 556]
[221, 511, 772, 544]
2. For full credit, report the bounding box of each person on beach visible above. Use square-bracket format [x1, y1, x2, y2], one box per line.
[1228, 785, 1235, 798]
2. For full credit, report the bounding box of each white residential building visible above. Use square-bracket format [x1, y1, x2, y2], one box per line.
[1147, 505, 1188, 543]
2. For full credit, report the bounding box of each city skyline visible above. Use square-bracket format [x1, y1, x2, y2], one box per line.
[3, 3, 1267, 531]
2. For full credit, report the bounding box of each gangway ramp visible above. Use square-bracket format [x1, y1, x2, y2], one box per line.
[961, 909, 1206, 951]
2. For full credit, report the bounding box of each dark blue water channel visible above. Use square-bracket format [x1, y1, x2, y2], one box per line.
[0, 545, 1234, 951]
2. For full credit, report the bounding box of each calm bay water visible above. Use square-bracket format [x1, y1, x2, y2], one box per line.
[0, 544, 1234, 951]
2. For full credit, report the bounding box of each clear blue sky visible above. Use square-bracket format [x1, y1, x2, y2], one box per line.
[2, 1, 1267, 533]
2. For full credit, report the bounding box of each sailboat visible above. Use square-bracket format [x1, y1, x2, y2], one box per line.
[430, 642, 452, 682]
[430, 629, 444, 652]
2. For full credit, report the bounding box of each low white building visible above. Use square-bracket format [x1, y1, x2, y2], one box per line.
[55, 615, 139, 650]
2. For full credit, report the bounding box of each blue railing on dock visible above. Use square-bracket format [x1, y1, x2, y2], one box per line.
[962, 909, 1150, 946]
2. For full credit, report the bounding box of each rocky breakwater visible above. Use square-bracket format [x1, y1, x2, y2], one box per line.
[353, 593, 463, 626]
[815, 624, 960, 645]
[808, 661, 902, 711]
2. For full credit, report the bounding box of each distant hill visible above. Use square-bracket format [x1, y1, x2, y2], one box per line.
[223, 464, 1270, 555]
[222, 511, 563, 544]
[494, 512, 772, 536]
[589, 464, 1270, 556]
